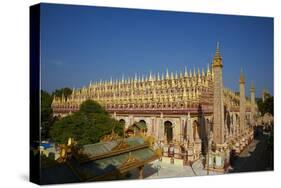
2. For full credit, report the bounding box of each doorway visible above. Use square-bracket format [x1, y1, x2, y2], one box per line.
[164, 121, 173, 143]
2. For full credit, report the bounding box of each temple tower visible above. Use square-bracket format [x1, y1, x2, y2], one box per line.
[250, 81, 256, 126]
[212, 42, 225, 145]
[239, 70, 246, 135]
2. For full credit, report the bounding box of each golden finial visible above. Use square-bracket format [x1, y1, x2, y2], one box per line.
[171, 71, 174, 80]
[185, 66, 188, 77]
[149, 71, 153, 81]
[240, 68, 245, 84]
[213, 42, 223, 68]
[202, 68, 205, 77]
[250, 81, 255, 91]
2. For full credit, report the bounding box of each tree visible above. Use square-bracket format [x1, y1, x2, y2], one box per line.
[80, 100, 108, 115]
[49, 100, 124, 145]
[41, 90, 53, 139]
[40, 88, 73, 139]
[53, 87, 72, 98]
[256, 95, 274, 116]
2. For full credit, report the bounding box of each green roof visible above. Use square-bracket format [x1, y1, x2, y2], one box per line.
[68, 147, 156, 180]
[41, 137, 158, 183]
[79, 137, 145, 159]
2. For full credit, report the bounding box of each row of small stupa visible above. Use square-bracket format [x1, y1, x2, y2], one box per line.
[52, 65, 215, 105]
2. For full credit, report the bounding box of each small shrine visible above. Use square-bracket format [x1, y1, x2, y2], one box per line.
[41, 134, 160, 184]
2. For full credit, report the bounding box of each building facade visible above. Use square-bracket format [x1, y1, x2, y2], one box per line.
[51, 44, 258, 167]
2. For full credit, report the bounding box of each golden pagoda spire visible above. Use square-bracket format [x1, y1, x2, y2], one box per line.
[134, 73, 137, 82]
[250, 81, 255, 92]
[207, 63, 211, 76]
[202, 68, 205, 77]
[198, 68, 202, 84]
[149, 71, 153, 81]
[213, 41, 223, 68]
[240, 69, 245, 84]
[166, 69, 169, 79]
[185, 66, 188, 77]
[145, 74, 149, 82]
[122, 74, 124, 83]
[193, 68, 196, 78]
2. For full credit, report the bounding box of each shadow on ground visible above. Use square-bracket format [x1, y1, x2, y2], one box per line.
[229, 128, 273, 173]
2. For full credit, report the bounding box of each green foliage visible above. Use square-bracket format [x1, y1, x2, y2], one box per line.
[53, 87, 72, 98]
[49, 100, 124, 145]
[80, 100, 108, 115]
[41, 90, 53, 139]
[256, 95, 274, 116]
[41, 90, 53, 122]
[40, 88, 72, 139]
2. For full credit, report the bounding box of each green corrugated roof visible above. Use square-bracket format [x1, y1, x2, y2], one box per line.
[43, 137, 158, 183]
[82, 140, 118, 157]
[80, 137, 145, 159]
[68, 147, 156, 179]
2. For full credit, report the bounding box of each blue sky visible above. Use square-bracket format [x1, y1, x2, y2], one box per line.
[40, 3, 273, 97]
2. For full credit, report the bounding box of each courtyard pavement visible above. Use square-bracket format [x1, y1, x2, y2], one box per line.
[128, 158, 222, 180]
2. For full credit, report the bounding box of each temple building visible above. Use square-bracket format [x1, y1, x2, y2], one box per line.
[51, 44, 258, 171]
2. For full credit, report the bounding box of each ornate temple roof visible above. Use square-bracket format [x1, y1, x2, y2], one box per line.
[41, 137, 159, 183]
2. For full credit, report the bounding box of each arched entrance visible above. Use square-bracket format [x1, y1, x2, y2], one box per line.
[193, 120, 200, 140]
[164, 121, 173, 143]
[139, 120, 146, 125]
[119, 119, 125, 126]
[138, 120, 147, 134]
